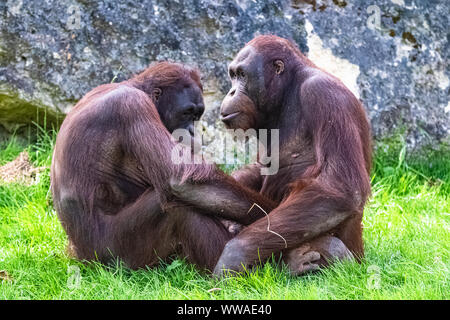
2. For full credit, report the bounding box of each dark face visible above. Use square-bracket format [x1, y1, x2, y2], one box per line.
[220, 45, 285, 130]
[154, 81, 204, 135]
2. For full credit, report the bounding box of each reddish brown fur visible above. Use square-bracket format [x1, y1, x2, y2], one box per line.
[51, 39, 371, 274]
[131, 62, 203, 94]
[51, 62, 278, 271]
[223, 35, 372, 267]
[171, 36, 372, 275]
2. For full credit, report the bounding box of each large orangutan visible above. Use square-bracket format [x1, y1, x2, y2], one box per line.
[170, 35, 372, 276]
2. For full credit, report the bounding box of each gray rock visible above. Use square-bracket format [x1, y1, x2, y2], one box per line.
[0, 0, 448, 147]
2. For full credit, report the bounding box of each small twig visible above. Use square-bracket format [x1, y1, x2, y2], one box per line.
[247, 203, 287, 249]
[110, 66, 123, 83]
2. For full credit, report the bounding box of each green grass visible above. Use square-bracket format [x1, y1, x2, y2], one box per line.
[0, 130, 448, 300]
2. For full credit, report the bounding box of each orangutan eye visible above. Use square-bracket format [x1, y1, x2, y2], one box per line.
[229, 69, 236, 78]
[236, 68, 245, 78]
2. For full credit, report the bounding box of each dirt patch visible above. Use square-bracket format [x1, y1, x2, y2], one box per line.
[0, 270, 12, 282]
[0, 151, 46, 185]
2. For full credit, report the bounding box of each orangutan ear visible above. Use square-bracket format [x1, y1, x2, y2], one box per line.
[274, 60, 285, 75]
[152, 88, 162, 101]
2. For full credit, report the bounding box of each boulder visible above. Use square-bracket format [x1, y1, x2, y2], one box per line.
[0, 0, 448, 147]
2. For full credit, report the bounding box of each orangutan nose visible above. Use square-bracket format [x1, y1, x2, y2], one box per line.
[184, 103, 204, 120]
